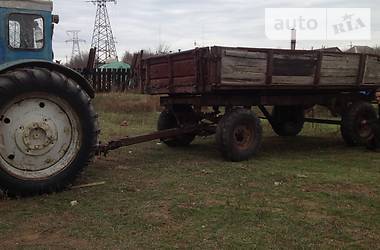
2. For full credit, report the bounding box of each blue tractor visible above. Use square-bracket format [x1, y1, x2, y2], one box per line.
[0, 1, 98, 196]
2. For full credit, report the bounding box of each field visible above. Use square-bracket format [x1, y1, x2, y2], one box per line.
[1, 93, 379, 249]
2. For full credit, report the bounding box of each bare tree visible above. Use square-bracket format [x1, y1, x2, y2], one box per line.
[65, 51, 89, 69]
[156, 42, 171, 55]
[122, 51, 134, 64]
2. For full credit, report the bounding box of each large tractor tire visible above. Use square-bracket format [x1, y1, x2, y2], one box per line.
[216, 109, 263, 162]
[0, 67, 98, 196]
[341, 101, 377, 146]
[271, 106, 305, 137]
[157, 105, 197, 147]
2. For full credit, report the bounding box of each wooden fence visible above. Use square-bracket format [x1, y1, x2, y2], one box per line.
[74, 68, 132, 92]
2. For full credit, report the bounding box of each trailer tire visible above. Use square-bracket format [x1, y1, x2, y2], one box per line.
[0, 67, 98, 197]
[271, 106, 305, 136]
[341, 101, 377, 146]
[157, 105, 197, 147]
[216, 109, 262, 162]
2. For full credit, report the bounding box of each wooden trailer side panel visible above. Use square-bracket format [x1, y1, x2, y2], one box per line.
[217, 47, 380, 88]
[142, 46, 380, 95]
[218, 47, 319, 87]
[271, 53, 317, 85]
[319, 53, 360, 85]
[143, 49, 203, 94]
[364, 55, 380, 84]
[220, 49, 267, 86]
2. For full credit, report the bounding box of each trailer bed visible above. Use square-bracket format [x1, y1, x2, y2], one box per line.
[141, 46, 380, 95]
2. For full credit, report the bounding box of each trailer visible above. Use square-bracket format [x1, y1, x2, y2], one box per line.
[97, 46, 380, 162]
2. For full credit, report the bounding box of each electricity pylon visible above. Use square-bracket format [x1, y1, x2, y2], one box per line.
[88, 0, 118, 66]
[65, 30, 86, 61]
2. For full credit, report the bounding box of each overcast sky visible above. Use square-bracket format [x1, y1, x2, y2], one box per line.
[52, 0, 380, 62]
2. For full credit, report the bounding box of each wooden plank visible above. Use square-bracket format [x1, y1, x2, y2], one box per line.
[173, 76, 196, 87]
[320, 76, 357, 85]
[149, 63, 169, 79]
[221, 79, 266, 86]
[224, 49, 267, 60]
[364, 55, 380, 84]
[145, 59, 151, 91]
[322, 53, 360, 61]
[363, 77, 380, 84]
[321, 68, 359, 77]
[222, 63, 266, 76]
[314, 52, 322, 85]
[272, 76, 314, 85]
[222, 73, 266, 84]
[356, 54, 367, 85]
[106, 69, 112, 92]
[150, 79, 169, 89]
[172, 86, 196, 93]
[274, 54, 317, 61]
[266, 51, 273, 85]
[173, 60, 196, 77]
[220, 52, 267, 86]
[168, 56, 174, 93]
[321, 54, 360, 70]
[222, 56, 267, 71]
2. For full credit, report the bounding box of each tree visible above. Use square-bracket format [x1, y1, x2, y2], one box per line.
[65, 51, 89, 69]
[156, 42, 171, 55]
[121, 42, 171, 65]
[122, 51, 134, 64]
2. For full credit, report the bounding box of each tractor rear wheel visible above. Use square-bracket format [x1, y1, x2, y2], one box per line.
[0, 67, 98, 196]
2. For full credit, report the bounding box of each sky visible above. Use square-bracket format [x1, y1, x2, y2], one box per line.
[52, 0, 380, 63]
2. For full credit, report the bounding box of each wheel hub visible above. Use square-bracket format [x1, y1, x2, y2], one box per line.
[0, 93, 81, 179]
[233, 125, 253, 150]
[18, 122, 57, 156]
[358, 118, 372, 138]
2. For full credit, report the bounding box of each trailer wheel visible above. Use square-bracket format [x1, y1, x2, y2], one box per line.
[216, 109, 262, 162]
[341, 101, 377, 146]
[271, 106, 305, 136]
[0, 68, 98, 196]
[157, 105, 197, 147]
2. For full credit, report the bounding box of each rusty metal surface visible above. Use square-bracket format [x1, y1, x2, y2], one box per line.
[95, 126, 199, 156]
[95, 121, 220, 156]
[160, 92, 372, 108]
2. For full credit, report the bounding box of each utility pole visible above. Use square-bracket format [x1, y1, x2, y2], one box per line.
[65, 30, 86, 61]
[88, 0, 118, 66]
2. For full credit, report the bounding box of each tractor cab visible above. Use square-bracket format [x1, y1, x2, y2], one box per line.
[0, 0, 58, 64]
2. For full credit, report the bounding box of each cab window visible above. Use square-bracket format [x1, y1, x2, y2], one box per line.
[8, 13, 44, 50]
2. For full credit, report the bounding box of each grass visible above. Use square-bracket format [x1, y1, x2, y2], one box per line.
[0, 93, 379, 249]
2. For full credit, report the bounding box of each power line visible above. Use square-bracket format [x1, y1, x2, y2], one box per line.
[88, 0, 118, 66]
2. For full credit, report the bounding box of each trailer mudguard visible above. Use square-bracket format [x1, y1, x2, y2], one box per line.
[0, 60, 95, 98]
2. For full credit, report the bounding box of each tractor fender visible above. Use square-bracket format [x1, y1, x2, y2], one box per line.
[0, 60, 95, 98]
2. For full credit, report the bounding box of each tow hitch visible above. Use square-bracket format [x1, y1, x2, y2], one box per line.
[95, 124, 215, 157]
